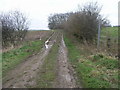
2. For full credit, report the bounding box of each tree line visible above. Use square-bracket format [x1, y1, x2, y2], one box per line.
[48, 2, 110, 42]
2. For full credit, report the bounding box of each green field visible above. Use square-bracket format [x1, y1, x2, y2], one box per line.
[100, 27, 118, 56]
[101, 27, 118, 37]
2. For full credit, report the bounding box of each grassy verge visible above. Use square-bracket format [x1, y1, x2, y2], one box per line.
[36, 42, 59, 88]
[64, 35, 119, 88]
[2, 40, 44, 76]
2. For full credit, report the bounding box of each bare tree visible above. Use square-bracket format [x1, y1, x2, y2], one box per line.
[64, 2, 110, 43]
[0, 10, 29, 48]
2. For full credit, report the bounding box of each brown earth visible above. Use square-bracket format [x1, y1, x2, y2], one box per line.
[55, 35, 77, 88]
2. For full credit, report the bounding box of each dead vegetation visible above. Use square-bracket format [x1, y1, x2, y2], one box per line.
[2, 30, 53, 52]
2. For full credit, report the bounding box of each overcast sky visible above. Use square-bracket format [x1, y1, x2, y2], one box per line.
[0, 0, 119, 30]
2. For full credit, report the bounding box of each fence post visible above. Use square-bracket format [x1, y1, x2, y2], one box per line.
[97, 19, 101, 49]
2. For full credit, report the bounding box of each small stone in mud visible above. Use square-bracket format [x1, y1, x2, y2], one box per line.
[13, 86, 16, 88]
[41, 71, 45, 73]
[33, 69, 36, 71]
[26, 50, 30, 52]
[24, 71, 27, 74]
[72, 65, 76, 68]
[37, 67, 39, 69]
[6, 77, 14, 81]
[9, 84, 13, 87]
[26, 79, 30, 82]
[63, 65, 66, 67]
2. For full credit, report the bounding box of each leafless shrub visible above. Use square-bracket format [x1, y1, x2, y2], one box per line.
[0, 10, 30, 48]
[65, 2, 110, 43]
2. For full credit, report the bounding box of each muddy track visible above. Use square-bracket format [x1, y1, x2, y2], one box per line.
[56, 35, 77, 88]
[3, 32, 79, 88]
[2, 32, 57, 88]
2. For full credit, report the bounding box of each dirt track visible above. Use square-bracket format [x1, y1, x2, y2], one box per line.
[3, 32, 78, 88]
[3, 33, 55, 88]
[56, 35, 76, 88]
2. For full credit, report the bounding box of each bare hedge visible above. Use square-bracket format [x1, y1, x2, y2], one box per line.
[0, 10, 29, 48]
[48, 2, 110, 42]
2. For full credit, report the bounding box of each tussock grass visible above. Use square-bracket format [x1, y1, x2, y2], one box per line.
[64, 35, 119, 88]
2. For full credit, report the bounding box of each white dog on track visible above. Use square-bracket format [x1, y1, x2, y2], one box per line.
[45, 40, 49, 49]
